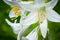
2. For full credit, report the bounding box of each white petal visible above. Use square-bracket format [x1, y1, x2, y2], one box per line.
[9, 9, 17, 18]
[47, 9, 60, 22]
[20, 2, 33, 4]
[19, 2, 41, 12]
[17, 32, 21, 40]
[40, 19, 47, 38]
[46, 0, 58, 8]
[19, 4, 36, 12]
[3, 0, 34, 11]
[15, 1, 35, 12]
[22, 37, 28, 40]
[3, 0, 20, 6]
[34, 0, 45, 4]
[24, 27, 38, 40]
[20, 12, 38, 33]
[17, 27, 25, 40]
[23, 12, 38, 26]
[5, 19, 22, 34]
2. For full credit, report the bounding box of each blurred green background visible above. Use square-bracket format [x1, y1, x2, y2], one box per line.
[0, 0, 60, 40]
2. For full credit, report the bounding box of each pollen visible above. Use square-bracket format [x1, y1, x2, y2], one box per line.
[13, 6, 19, 13]
[13, 6, 22, 16]
[38, 11, 46, 23]
[38, 6, 46, 23]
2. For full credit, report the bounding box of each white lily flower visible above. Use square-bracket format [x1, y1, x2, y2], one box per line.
[5, 7, 28, 40]
[4, 0, 35, 40]
[20, 0, 60, 38]
[5, 6, 25, 34]
[4, 0, 31, 33]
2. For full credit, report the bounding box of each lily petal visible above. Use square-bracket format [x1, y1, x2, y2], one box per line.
[17, 27, 24, 40]
[23, 12, 38, 26]
[34, 0, 45, 4]
[3, 0, 33, 11]
[47, 9, 60, 22]
[46, 0, 58, 8]
[22, 37, 28, 40]
[5, 19, 22, 34]
[20, 4, 36, 12]
[9, 9, 17, 18]
[40, 19, 47, 38]
[20, 12, 38, 33]
[3, 0, 20, 6]
[17, 32, 21, 40]
[24, 27, 38, 40]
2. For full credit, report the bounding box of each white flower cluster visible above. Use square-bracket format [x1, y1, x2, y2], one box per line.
[4, 0, 60, 40]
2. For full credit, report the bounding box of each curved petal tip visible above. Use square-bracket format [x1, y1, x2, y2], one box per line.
[40, 19, 48, 38]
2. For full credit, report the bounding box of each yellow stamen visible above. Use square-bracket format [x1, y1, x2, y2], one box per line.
[38, 11, 46, 23]
[38, 6, 46, 23]
[13, 6, 22, 16]
[16, 11, 22, 16]
[13, 6, 19, 13]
